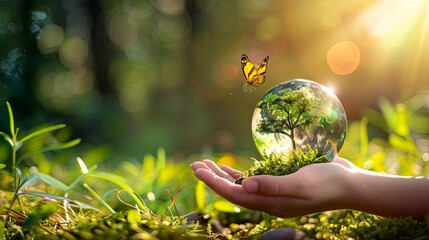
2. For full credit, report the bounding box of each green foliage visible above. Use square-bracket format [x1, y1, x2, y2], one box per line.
[22, 202, 58, 229]
[112, 148, 196, 214]
[341, 95, 429, 176]
[1, 99, 429, 239]
[0, 103, 81, 170]
[243, 147, 329, 178]
[86, 170, 148, 213]
[0, 102, 207, 240]
[0, 102, 89, 225]
[0, 103, 142, 236]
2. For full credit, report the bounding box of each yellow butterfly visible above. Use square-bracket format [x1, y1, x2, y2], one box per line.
[241, 54, 269, 93]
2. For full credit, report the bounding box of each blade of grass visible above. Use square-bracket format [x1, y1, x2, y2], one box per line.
[14, 167, 22, 180]
[142, 154, 155, 184]
[68, 160, 97, 191]
[68, 174, 88, 191]
[83, 183, 115, 214]
[359, 116, 368, 163]
[101, 189, 119, 201]
[155, 148, 166, 177]
[87, 171, 148, 213]
[19, 173, 40, 189]
[378, 97, 396, 132]
[17, 138, 81, 165]
[19, 124, 66, 143]
[195, 180, 206, 210]
[6, 102, 15, 137]
[0, 132, 13, 147]
[0, 218, 4, 236]
[35, 172, 70, 192]
[395, 104, 410, 137]
[17, 191, 98, 210]
[76, 157, 89, 174]
[213, 200, 240, 213]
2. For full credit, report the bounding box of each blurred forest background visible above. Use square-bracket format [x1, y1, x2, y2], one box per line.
[0, 0, 428, 163]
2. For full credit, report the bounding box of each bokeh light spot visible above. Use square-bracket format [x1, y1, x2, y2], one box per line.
[256, 16, 281, 41]
[54, 72, 73, 98]
[327, 41, 360, 75]
[107, 15, 139, 48]
[154, 14, 192, 50]
[65, 68, 94, 95]
[39, 72, 57, 97]
[37, 24, 64, 54]
[59, 37, 88, 68]
[123, 0, 153, 29]
[155, 0, 186, 16]
[212, 62, 240, 90]
[119, 83, 148, 113]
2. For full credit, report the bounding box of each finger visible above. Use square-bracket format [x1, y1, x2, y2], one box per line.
[242, 174, 303, 197]
[193, 168, 227, 185]
[201, 159, 236, 182]
[219, 165, 243, 179]
[190, 161, 210, 171]
[193, 168, 280, 211]
[333, 157, 356, 169]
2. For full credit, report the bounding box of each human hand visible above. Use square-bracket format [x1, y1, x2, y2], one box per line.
[191, 157, 357, 217]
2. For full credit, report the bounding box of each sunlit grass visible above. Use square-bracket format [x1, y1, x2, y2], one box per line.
[1, 98, 428, 239]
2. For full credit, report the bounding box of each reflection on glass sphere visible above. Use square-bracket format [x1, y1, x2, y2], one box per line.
[252, 79, 347, 161]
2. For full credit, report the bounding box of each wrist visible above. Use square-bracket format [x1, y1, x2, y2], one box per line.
[335, 164, 364, 210]
[342, 168, 429, 219]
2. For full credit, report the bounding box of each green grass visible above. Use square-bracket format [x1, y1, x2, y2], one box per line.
[1, 97, 429, 239]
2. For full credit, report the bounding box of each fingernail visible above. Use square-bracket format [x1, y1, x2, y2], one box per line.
[243, 179, 258, 193]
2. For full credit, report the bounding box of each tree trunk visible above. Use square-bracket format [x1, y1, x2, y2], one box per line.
[290, 129, 296, 150]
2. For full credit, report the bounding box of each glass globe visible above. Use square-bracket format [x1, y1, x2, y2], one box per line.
[251, 79, 347, 161]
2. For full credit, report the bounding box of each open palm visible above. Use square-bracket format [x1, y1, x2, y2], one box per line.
[191, 158, 356, 217]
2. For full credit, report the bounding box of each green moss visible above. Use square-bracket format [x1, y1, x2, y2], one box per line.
[2, 212, 207, 240]
[277, 210, 429, 240]
[242, 147, 329, 179]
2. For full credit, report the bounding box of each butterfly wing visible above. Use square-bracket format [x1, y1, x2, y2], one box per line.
[250, 56, 269, 87]
[241, 54, 254, 81]
[256, 56, 269, 76]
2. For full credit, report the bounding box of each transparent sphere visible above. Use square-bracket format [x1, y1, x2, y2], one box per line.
[252, 79, 347, 161]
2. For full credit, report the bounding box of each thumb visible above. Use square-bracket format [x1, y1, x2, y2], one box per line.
[242, 175, 298, 196]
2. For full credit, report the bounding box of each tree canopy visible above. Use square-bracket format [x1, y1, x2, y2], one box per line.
[257, 88, 318, 150]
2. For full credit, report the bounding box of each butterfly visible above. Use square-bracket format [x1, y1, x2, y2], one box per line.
[241, 54, 269, 93]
